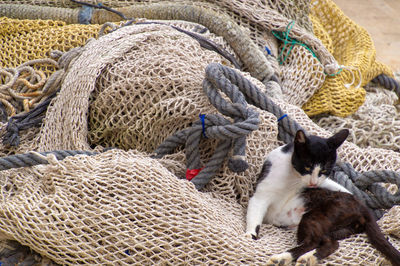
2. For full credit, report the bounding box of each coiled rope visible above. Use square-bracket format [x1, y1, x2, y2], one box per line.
[0, 58, 59, 117]
[154, 63, 400, 219]
[153, 62, 303, 189]
[2, 47, 85, 147]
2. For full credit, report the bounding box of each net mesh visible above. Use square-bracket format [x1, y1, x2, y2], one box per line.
[302, 0, 394, 117]
[0, 0, 399, 265]
[0, 22, 398, 265]
[315, 82, 400, 152]
[0, 17, 101, 76]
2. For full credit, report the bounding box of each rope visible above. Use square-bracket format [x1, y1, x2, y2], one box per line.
[371, 74, 400, 97]
[2, 47, 85, 147]
[154, 63, 302, 189]
[0, 150, 97, 171]
[0, 59, 59, 117]
[71, 0, 130, 21]
[154, 63, 400, 219]
[153, 64, 262, 189]
[3, 90, 58, 147]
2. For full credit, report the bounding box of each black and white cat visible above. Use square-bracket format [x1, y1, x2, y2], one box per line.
[246, 129, 350, 239]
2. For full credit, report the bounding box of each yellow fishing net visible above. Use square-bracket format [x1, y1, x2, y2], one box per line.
[0, 17, 101, 75]
[302, 0, 393, 117]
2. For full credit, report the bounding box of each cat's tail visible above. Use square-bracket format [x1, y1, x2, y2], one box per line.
[364, 209, 400, 266]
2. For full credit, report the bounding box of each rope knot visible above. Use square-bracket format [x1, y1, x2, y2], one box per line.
[3, 119, 20, 146]
[228, 155, 248, 173]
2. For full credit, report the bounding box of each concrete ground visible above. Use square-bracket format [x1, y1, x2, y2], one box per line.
[333, 0, 400, 72]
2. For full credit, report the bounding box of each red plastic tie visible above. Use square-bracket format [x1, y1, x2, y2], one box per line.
[186, 167, 204, 181]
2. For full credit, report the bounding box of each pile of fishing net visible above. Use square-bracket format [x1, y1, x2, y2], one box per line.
[0, 0, 399, 265]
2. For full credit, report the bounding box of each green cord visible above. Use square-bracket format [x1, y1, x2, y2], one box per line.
[272, 20, 343, 77]
[272, 20, 318, 65]
[325, 67, 343, 76]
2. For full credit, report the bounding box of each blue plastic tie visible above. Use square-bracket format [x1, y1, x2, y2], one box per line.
[265, 46, 271, 55]
[277, 114, 288, 122]
[199, 114, 208, 138]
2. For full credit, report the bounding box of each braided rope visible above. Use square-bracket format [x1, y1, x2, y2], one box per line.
[154, 63, 303, 189]
[153, 66, 261, 189]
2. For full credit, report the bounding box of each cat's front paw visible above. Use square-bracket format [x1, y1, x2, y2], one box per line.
[295, 250, 317, 266]
[245, 224, 260, 240]
[266, 252, 292, 266]
[244, 232, 258, 240]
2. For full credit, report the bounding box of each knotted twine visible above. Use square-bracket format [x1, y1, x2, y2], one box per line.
[154, 63, 400, 219]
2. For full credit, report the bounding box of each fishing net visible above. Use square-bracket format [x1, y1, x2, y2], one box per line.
[303, 0, 394, 117]
[0, 17, 101, 75]
[0, 17, 102, 120]
[0, 20, 398, 265]
[1, 0, 394, 117]
[0, 0, 334, 109]
[0, 0, 399, 265]
[314, 82, 400, 152]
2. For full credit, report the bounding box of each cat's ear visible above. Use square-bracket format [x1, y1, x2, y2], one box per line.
[327, 129, 349, 149]
[294, 130, 307, 144]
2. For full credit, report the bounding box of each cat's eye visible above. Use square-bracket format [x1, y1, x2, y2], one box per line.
[304, 166, 311, 171]
[320, 170, 328, 174]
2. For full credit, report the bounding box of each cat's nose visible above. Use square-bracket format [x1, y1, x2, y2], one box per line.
[308, 182, 317, 187]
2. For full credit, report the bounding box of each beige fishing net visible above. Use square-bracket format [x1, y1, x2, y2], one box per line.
[315, 82, 400, 153]
[0, 20, 399, 265]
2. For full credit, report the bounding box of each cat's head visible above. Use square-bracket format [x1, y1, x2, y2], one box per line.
[292, 129, 349, 187]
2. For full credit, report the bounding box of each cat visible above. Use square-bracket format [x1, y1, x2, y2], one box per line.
[266, 187, 400, 266]
[246, 129, 350, 238]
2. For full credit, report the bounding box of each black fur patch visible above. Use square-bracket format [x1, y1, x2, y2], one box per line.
[256, 160, 272, 185]
[281, 143, 293, 153]
[255, 225, 260, 239]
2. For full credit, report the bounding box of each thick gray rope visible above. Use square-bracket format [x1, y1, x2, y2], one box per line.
[332, 161, 400, 219]
[153, 62, 304, 189]
[372, 74, 400, 97]
[0, 150, 97, 171]
[153, 73, 260, 190]
[154, 63, 400, 219]
[153, 114, 246, 189]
